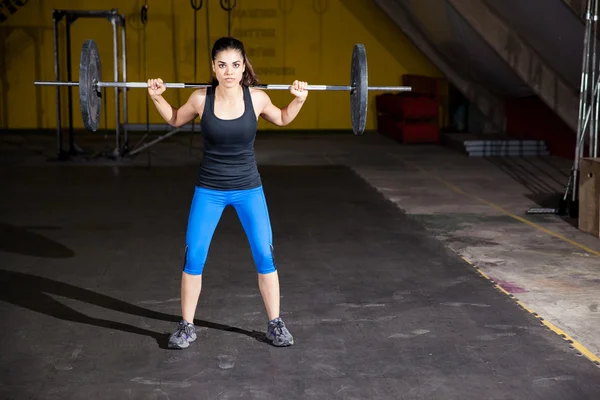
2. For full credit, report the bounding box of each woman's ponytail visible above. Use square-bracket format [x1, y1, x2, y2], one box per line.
[242, 54, 260, 87]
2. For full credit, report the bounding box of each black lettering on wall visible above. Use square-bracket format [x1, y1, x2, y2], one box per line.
[247, 47, 276, 57]
[255, 67, 296, 76]
[233, 28, 276, 38]
[232, 8, 278, 19]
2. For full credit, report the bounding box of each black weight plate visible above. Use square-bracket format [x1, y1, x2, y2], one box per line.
[79, 39, 102, 132]
[350, 44, 367, 135]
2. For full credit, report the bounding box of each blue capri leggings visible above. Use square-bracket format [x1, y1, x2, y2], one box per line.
[183, 185, 276, 275]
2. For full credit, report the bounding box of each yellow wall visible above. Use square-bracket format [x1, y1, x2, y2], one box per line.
[0, 0, 442, 132]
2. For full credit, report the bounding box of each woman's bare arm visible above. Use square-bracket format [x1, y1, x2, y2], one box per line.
[148, 78, 206, 127]
[252, 80, 308, 126]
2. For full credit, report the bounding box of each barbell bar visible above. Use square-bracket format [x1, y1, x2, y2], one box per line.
[34, 81, 409, 92]
[34, 39, 412, 134]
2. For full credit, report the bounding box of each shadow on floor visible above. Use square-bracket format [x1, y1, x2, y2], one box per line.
[524, 191, 565, 209]
[483, 157, 579, 228]
[0, 223, 75, 258]
[523, 192, 578, 228]
[0, 269, 270, 349]
[484, 156, 567, 196]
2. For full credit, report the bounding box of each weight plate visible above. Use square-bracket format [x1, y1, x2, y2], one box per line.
[79, 39, 102, 132]
[350, 44, 367, 135]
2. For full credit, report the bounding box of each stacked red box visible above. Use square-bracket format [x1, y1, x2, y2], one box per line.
[375, 75, 441, 144]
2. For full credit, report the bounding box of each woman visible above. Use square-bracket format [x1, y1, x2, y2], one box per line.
[147, 37, 308, 349]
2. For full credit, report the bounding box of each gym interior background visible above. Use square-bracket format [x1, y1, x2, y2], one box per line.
[1, 0, 443, 132]
[2, 1, 600, 399]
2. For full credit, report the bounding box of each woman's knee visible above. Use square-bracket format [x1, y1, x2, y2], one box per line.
[183, 245, 207, 275]
[254, 243, 277, 274]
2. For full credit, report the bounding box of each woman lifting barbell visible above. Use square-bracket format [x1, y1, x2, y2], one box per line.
[147, 36, 308, 350]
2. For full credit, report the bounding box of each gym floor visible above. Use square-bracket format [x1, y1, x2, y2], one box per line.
[1, 131, 600, 399]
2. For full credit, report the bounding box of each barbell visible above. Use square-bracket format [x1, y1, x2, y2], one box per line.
[34, 39, 412, 134]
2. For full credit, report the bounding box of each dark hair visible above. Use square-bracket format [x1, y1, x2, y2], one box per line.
[210, 37, 259, 87]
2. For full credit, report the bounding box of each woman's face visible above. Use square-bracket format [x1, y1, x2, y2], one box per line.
[213, 49, 245, 87]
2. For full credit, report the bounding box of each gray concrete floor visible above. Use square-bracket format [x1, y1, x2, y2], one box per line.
[2, 130, 600, 368]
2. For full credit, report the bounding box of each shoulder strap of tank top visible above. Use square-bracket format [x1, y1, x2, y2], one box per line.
[242, 85, 251, 104]
[206, 84, 215, 114]
[242, 85, 255, 114]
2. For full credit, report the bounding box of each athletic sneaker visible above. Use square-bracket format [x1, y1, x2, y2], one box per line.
[266, 317, 294, 347]
[168, 319, 197, 349]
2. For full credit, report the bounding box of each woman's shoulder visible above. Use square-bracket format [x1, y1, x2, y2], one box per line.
[185, 87, 208, 110]
[249, 86, 269, 101]
[191, 87, 208, 99]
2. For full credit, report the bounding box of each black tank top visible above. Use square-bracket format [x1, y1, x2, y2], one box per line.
[196, 84, 262, 190]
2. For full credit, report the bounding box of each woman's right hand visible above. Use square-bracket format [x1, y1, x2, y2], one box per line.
[147, 78, 166, 97]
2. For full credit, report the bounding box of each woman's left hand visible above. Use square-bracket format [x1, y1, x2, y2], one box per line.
[290, 80, 308, 100]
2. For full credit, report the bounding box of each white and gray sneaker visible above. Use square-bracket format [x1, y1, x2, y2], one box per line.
[168, 320, 197, 349]
[266, 317, 294, 347]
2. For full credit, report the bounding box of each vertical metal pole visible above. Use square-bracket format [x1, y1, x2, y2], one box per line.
[206, 0, 212, 80]
[573, 0, 594, 203]
[121, 15, 128, 152]
[582, 0, 598, 157]
[194, 11, 198, 83]
[595, 81, 600, 157]
[591, 0, 599, 158]
[192, 7, 198, 134]
[53, 11, 62, 158]
[66, 16, 74, 154]
[111, 16, 120, 155]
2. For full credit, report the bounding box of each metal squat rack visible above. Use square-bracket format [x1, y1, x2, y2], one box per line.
[528, 0, 600, 218]
[564, 0, 600, 217]
[52, 8, 128, 160]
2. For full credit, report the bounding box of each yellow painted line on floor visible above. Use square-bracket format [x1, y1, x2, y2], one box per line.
[462, 254, 600, 365]
[396, 157, 600, 258]
[438, 177, 600, 257]
[388, 156, 600, 366]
